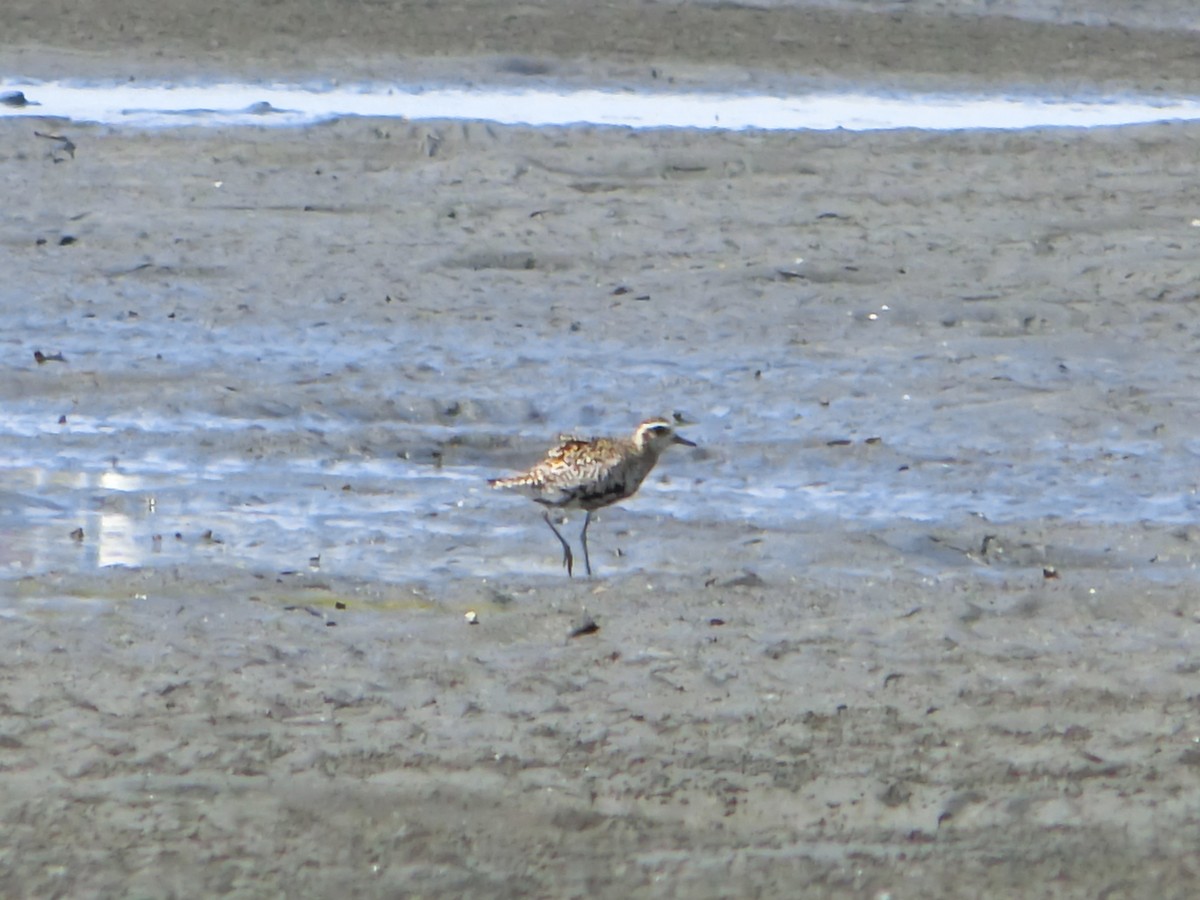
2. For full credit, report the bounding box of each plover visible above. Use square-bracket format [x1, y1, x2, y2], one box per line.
[489, 417, 696, 576]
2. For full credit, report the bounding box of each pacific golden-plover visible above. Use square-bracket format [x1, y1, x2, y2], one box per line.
[489, 417, 696, 576]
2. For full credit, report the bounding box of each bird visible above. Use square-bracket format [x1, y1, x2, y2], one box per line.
[489, 416, 696, 576]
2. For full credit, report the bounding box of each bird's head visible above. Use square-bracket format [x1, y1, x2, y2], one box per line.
[632, 417, 697, 454]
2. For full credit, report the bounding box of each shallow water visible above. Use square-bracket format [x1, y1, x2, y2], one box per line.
[5, 303, 1200, 606]
[5, 78, 1200, 130]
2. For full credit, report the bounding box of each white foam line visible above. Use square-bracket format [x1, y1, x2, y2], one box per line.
[4, 79, 1200, 131]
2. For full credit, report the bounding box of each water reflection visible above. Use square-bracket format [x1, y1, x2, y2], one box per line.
[0, 457, 488, 590]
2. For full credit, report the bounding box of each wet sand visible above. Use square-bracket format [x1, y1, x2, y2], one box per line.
[5, 2, 1200, 897]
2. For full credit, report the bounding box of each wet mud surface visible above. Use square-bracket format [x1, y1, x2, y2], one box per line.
[7, 0, 1200, 95]
[5, 2, 1200, 897]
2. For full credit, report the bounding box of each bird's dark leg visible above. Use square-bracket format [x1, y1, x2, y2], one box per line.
[543, 511, 574, 577]
[580, 511, 593, 577]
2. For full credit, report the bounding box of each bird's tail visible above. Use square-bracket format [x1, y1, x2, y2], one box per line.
[489, 475, 532, 490]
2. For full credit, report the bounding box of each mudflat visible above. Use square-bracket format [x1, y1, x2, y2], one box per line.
[4, 3, 1200, 897]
